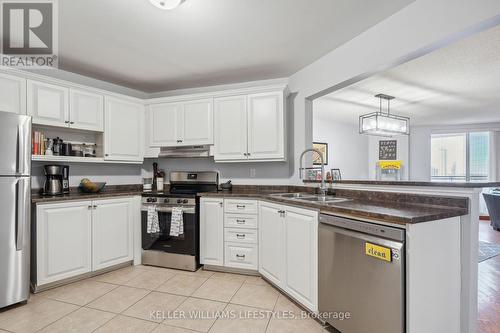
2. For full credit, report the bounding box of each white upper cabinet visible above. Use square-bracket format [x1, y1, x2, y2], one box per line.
[27, 80, 106, 131]
[0, 73, 26, 114]
[92, 198, 134, 271]
[182, 99, 213, 146]
[213, 90, 285, 162]
[148, 99, 213, 147]
[104, 96, 144, 162]
[149, 102, 181, 147]
[247, 91, 284, 160]
[214, 95, 248, 161]
[27, 79, 69, 127]
[69, 88, 104, 131]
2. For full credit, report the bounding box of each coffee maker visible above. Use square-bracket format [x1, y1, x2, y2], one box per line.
[43, 165, 69, 196]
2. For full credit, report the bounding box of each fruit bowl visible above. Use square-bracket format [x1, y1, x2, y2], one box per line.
[79, 179, 106, 193]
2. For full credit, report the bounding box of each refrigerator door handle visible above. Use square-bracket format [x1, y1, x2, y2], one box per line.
[15, 178, 28, 251]
[16, 118, 30, 176]
[16, 124, 21, 174]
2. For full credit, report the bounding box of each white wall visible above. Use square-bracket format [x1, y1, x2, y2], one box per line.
[31, 163, 143, 189]
[312, 114, 369, 180]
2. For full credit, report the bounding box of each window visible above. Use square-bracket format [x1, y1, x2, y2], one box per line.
[431, 131, 489, 182]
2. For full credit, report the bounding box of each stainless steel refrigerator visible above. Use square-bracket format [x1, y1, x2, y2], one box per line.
[0, 111, 31, 308]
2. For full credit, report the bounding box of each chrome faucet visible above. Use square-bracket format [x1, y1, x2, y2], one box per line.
[299, 148, 327, 197]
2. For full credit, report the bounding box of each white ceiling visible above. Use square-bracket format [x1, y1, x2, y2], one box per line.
[315, 24, 500, 127]
[57, 0, 412, 92]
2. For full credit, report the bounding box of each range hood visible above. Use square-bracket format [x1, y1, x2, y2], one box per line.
[158, 145, 211, 158]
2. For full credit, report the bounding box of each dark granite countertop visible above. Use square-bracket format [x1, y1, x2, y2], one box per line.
[198, 189, 469, 225]
[31, 185, 143, 204]
[304, 179, 500, 188]
[31, 184, 469, 225]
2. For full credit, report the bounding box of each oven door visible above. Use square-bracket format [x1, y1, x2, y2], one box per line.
[141, 205, 197, 256]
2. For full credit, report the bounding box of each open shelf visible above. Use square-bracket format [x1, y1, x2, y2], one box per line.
[31, 155, 142, 164]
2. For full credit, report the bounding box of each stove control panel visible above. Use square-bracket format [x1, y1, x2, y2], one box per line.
[141, 196, 196, 206]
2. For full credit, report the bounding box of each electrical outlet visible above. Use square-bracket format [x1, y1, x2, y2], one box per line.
[250, 168, 256, 178]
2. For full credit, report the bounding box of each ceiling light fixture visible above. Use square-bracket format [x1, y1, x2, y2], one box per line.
[149, 0, 185, 10]
[359, 94, 409, 137]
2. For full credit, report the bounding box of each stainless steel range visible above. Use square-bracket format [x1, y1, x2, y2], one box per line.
[141, 171, 218, 271]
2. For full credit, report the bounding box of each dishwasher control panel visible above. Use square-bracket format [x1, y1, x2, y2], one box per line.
[319, 214, 405, 242]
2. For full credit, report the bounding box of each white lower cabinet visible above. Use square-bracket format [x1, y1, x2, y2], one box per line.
[200, 198, 259, 271]
[35, 197, 136, 288]
[282, 206, 318, 311]
[36, 201, 92, 286]
[200, 198, 224, 266]
[224, 242, 258, 270]
[91, 198, 134, 271]
[258, 201, 285, 287]
[258, 201, 318, 311]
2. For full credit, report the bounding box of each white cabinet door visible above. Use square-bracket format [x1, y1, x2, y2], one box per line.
[247, 92, 284, 161]
[104, 96, 144, 162]
[36, 201, 92, 286]
[27, 80, 69, 127]
[258, 201, 285, 288]
[181, 99, 213, 146]
[283, 206, 318, 311]
[92, 198, 134, 271]
[149, 102, 181, 147]
[144, 106, 160, 158]
[69, 88, 104, 131]
[0, 73, 26, 114]
[214, 95, 248, 161]
[200, 198, 224, 266]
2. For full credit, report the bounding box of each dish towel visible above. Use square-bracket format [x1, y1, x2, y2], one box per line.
[147, 205, 160, 234]
[170, 207, 184, 237]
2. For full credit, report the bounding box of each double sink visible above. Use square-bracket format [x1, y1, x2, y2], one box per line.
[270, 192, 351, 205]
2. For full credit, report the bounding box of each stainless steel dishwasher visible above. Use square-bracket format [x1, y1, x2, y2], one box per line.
[319, 214, 405, 333]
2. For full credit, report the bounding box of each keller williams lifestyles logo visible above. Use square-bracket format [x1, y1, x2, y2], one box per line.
[0, 0, 58, 68]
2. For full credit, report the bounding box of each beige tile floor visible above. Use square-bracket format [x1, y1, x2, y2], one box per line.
[0, 265, 331, 333]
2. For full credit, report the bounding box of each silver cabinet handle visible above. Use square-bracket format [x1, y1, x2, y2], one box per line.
[64, 120, 70, 124]
[88, 205, 93, 210]
[70, 121, 75, 125]
[236, 219, 245, 224]
[236, 205, 246, 209]
[236, 234, 245, 239]
[236, 254, 246, 259]
[219, 202, 223, 207]
[93, 205, 98, 209]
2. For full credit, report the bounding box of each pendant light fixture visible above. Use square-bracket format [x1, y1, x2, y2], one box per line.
[149, 0, 185, 10]
[359, 94, 409, 136]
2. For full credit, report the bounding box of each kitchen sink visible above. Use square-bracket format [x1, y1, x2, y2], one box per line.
[272, 193, 316, 199]
[271, 193, 350, 204]
[298, 196, 350, 203]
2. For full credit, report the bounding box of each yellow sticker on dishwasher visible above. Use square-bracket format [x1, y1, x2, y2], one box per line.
[365, 242, 392, 262]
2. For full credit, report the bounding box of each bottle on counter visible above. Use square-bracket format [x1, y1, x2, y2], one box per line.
[152, 162, 158, 191]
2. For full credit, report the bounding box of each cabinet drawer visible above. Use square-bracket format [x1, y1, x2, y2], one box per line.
[225, 228, 258, 244]
[225, 214, 258, 229]
[224, 199, 258, 214]
[224, 242, 258, 270]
